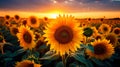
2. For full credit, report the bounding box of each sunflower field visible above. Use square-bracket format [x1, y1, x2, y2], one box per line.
[0, 15, 120, 67]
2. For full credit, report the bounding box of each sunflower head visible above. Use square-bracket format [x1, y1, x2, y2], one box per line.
[112, 27, 120, 35]
[83, 27, 93, 37]
[99, 24, 111, 35]
[86, 39, 114, 60]
[17, 26, 36, 50]
[106, 33, 118, 47]
[27, 16, 40, 28]
[4, 20, 11, 27]
[44, 15, 83, 56]
[15, 60, 41, 67]
[21, 19, 27, 26]
[14, 15, 20, 23]
[94, 34, 103, 40]
[4, 15, 11, 21]
[10, 25, 19, 36]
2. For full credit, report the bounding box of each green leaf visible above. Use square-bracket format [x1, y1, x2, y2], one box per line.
[86, 59, 94, 67]
[91, 58, 104, 66]
[10, 49, 25, 57]
[56, 61, 64, 67]
[87, 44, 94, 53]
[39, 50, 58, 60]
[4, 58, 12, 61]
[72, 54, 86, 64]
[104, 61, 112, 67]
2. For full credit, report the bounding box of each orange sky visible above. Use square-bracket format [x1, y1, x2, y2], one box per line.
[0, 10, 120, 19]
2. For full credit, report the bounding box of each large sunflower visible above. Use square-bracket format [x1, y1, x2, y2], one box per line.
[17, 26, 36, 50]
[86, 39, 114, 60]
[27, 16, 40, 28]
[98, 24, 111, 35]
[44, 15, 83, 56]
[15, 60, 41, 67]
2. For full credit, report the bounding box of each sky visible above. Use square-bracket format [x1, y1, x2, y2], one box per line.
[0, 0, 120, 18]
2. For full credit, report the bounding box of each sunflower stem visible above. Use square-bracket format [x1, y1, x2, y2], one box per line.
[62, 55, 66, 67]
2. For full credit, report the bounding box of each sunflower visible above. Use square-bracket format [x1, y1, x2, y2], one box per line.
[27, 16, 40, 28]
[4, 15, 11, 21]
[14, 15, 20, 23]
[17, 26, 36, 50]
[94, 33, 103, 40]
[4, 20, 11, 27]
[86, 39, 114, 60]
[21, 19, 27, 26]
[10, 25, 19, 36]
[106, 33, 118, 47]
[15, 60, 41, 67]
[112, 27, 120, 36]
[98, 24, 111, 35]
[91, 27, 98, 37]
[44, 15, 83, 56]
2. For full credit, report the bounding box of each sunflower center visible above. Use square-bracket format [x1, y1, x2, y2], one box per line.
[23, 31, 32, 43]
[15, 15, 19, 20]
[12, 28, 18, 35]
[30, 18, 37, 24]
[6, 21, 9, 25]
[54, 26, 73, 44]
[6, 15, 10, 20]
[96, 36, 101, 40]
[23, 20, 27, 25]
[114, 29, 119, 34]
[94, 43, 107, 55]
[103, 27, 108, 31]
[26, 63, 34, 67]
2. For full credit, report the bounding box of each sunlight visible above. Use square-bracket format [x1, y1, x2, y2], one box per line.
[50, 13, 59, 19]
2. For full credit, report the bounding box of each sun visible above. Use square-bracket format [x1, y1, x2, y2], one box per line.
[50, 14, 59, 19]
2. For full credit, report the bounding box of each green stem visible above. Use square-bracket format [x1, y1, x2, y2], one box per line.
[62, 55, 66, 67]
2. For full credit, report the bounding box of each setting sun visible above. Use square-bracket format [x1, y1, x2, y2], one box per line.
[50, 14, 59, 19]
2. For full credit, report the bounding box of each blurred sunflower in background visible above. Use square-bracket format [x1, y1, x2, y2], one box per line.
[17, 26, 36, 50]
[94, 33, 103, 40]
[44, 15, 83, 56]
[106, 33, 118, 47]
[91, 27, 98, 37]
[15, 60, 41, 67]
[112, 27, 120, 36]
[21, 19, 27, 26]
[27, 16, 40, 28]
[4, 20, 11, 27]
[4, 15, 11, 21]
[10, 25, 19, 36]
[14, 15, 21, 23]
[86, 39, 114, 60]
[98, 24, 111, 35]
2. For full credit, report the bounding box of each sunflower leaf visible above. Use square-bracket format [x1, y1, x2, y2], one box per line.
[10, 49, 25, 57]
[85, 59, 94, 67]
[72, 54, 87, 65]
[56, 61, 64, 67]
[91, 58, 104, 66]
[39, 50, 59, 60]
[87, 44, 94, 53]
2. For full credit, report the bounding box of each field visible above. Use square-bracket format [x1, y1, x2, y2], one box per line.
[0, 15, 120, 67]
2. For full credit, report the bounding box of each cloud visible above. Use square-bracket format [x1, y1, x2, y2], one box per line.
[0, 0, 120, 12]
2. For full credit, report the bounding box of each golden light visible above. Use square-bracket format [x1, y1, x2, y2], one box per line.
[50, 13, 59, 19]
